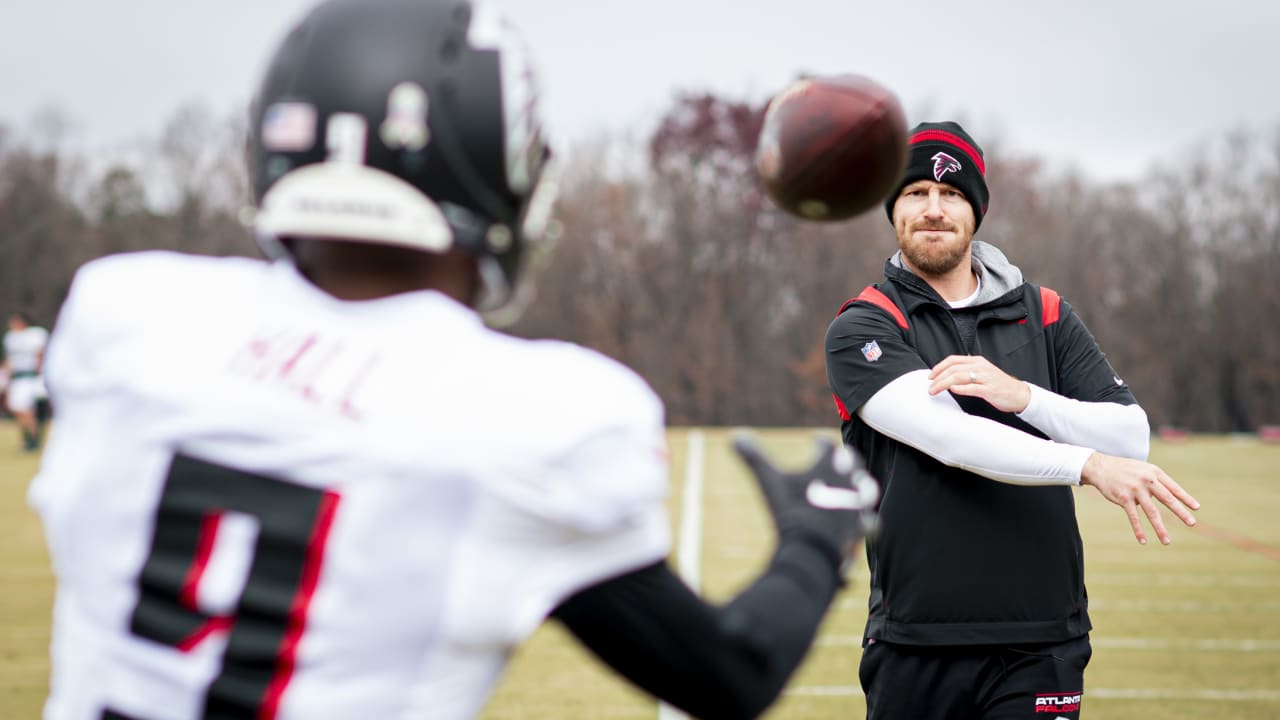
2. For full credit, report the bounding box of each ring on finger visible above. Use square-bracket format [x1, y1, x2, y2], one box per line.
[968, 370, 977, 383]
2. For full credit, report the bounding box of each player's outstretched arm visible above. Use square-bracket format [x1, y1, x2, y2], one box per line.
[733, 434, 879, 577]
[1080, 452, 1201, 545]
[552, 436, 877, 720]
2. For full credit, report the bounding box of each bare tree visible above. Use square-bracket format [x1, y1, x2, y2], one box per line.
[2, 96, 1275, 430]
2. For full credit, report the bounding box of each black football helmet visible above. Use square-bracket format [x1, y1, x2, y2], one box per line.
[248, 0, 556, 310]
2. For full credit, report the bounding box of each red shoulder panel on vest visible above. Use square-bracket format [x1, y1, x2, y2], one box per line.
[832, 286, 907, 421]
[1040, 286, 1061, 327]
[838, 286, 909, 329]
[832, 392, 852, 421]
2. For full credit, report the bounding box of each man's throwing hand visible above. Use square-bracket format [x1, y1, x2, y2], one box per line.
[733, 434, 879, 579]
[1081, 452, 1201, 545]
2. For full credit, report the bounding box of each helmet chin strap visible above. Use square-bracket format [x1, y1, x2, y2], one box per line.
[474, 257, 513, 313]
[438, 201, 514, 311]
[253, 226, 290, 261]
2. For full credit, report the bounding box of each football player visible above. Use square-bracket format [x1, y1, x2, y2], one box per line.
[3, 311, 49, 451]
[29, 1, 877, 718]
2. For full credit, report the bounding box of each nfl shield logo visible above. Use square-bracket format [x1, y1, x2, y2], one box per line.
[861, 341, 883, 362]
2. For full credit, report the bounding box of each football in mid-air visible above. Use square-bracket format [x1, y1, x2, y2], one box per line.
[755, 75, 908, 221]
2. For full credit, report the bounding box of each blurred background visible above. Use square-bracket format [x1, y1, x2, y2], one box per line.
[0, 0, 1277, 431]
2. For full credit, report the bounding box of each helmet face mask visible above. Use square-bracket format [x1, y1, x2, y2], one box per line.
[248, 0, 556, 310]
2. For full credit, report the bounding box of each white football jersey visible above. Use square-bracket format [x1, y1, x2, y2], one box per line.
[4, 324, 48, 373]
[30, 251, 671, 720]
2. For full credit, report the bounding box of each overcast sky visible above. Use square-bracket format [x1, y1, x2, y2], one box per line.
[2, 0, 1276, 182]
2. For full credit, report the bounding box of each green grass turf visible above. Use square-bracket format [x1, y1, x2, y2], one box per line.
[0, 438, 52, 717]
[2, 423, 1277, 719]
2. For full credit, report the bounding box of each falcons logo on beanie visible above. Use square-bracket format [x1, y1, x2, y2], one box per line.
[884, 121, 991, 229]
[932, 152, 962, 181]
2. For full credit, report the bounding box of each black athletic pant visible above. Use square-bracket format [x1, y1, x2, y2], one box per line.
[859, 635, 1092, 719]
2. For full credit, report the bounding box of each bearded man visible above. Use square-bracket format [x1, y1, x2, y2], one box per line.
[824, 121, 1200, 720]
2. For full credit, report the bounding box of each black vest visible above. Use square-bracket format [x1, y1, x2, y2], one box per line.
[834, 273, 1092, 646]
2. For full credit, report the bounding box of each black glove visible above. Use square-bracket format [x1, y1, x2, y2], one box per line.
[733, 433, 879, 578]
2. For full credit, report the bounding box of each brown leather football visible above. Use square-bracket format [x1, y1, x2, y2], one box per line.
[756, 75, 908, 221]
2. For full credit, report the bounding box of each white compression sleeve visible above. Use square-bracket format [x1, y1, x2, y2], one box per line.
[1015, 383, 1150, 460]
[857, 370, 1094, 486]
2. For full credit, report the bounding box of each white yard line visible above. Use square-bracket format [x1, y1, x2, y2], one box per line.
[1088, 599, 1280, 613]
[657, 429, 705, 720]
[814, 636, 1280, 652]
[1085, 572, 1280, 587]
[784, 686, 1280, 702]
[674, 429, 705, 592]
[1092, 637, 1280, 652]
[837, 595, 1280, 616]
[1088, 688, 1280, 701]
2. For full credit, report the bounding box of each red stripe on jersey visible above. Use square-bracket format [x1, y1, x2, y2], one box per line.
[1040, 286, 1061, 326]
[179, 512, 222, 611]
[833, 393, 852, 421]
[258, 490, 342, 720]
[909, 129, 987, 175]
[175, 512, 235, 652]
[176, 616, 233, 653]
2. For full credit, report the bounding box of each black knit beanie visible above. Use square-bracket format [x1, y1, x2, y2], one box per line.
[883, 121, 989, 230]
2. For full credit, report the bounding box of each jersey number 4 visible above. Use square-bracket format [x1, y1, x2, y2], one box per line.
[126, 454, 340, 719]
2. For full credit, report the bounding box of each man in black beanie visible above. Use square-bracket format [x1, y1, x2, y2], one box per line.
[825, 120, 1201, 719]
[882, 120, 989, 230]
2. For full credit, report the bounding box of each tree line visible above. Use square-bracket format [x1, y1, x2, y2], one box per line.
[2, 99, 1277, 432]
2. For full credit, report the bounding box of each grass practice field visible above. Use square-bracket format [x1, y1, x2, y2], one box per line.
[2, 423, 1277, 719]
